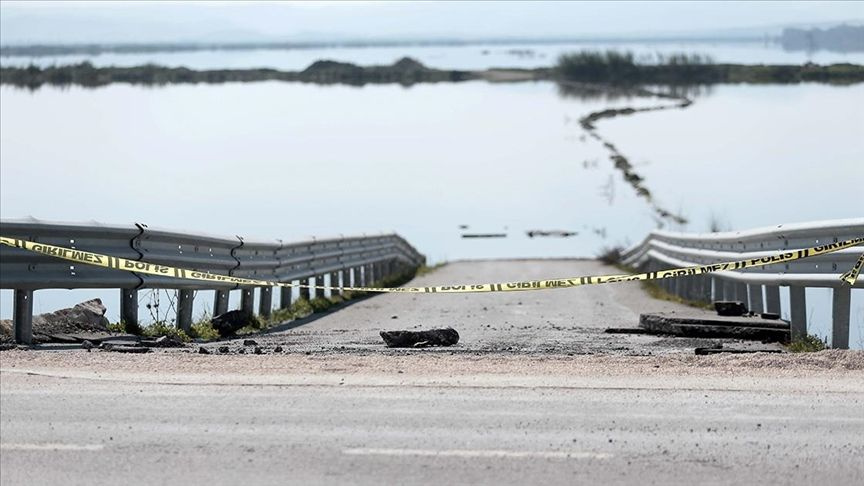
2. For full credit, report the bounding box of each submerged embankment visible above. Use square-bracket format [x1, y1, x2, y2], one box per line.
[2, 56, 862, 89]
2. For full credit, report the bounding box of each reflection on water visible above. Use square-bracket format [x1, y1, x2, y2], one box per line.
[0, 78, 861, 345]
[555, 81, 713, 102]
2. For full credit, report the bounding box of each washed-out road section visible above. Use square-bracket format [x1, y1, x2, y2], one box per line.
[1, 260, 862, 485]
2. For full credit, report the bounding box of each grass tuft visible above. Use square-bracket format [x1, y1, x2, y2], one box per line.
[787, 334, 827, 353]
[141, 321, 191, 342]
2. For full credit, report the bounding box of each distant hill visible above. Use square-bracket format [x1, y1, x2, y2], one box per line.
[780, 24, 864, 52]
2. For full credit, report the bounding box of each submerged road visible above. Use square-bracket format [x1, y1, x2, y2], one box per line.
[2, 260, 863, 485]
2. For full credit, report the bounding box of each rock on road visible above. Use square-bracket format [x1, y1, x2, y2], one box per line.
[1, 260, 863, 485]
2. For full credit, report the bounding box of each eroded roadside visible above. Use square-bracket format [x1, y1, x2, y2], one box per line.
[2, 260, 861, 390]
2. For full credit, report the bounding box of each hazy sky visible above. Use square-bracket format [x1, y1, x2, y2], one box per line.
[1, 1, 862, 44]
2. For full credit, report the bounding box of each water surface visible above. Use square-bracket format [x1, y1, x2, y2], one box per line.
[0, 78, 861, 345]
[4, 41, 863, 70]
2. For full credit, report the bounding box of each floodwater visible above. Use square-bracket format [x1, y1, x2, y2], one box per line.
[1, 48, 862, 345]
[3, 41, 864, 71]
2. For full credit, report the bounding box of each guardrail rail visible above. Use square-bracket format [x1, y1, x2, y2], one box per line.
[0, 218, 426, 344]
[620, 218, 864, 349]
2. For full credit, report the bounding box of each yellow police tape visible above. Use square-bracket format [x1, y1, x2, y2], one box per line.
[0, 235, 862, 293]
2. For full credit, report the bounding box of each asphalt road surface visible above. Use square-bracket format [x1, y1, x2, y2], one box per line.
[2, 260, 863, 485]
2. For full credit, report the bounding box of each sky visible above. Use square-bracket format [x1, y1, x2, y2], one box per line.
[1, 1, 863, 45]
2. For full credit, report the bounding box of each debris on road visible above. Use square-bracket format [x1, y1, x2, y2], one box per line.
[640, 312, 790, 342]
[198, 347, 210, 354]
[714, 301, 748, 316]
[211, 310, 256, 337]
[695, 347, 784, 355]
[1, 298, 111, 344]
[100, 343, 151, 354]
[604, 328, 648, 334]
[243, 339, 258, 346]
[380, 328, 460, 348]
[141, 335, 185, 348]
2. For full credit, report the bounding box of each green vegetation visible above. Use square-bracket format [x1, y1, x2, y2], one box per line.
[107, 319, 142, 335]
[101, 264, 425, 342]
[141, 321, 191, 342]
[640, 279, 714, 311]
[787, 334, 827, 353]
[4, 51, 861, 90]
[0, 58, 472, 89]
[189, 319, 220, 341]
[556, 49, 864, 85]
[607, 254, 714, 311]
[597, 246, 624, 266]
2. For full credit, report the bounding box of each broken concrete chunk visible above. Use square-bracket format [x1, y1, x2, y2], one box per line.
[380, 328, 459, 348]
[714, 301, 748, 316]
[211, 310, 255, 337]
[695, 348, 783, 355]
[640, 313, 789, 342]
[140, 335, 185, 348]
[101, 343, 151, 354]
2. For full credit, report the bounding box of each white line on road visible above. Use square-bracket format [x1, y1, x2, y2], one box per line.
[343, 448, 611, 459]
[0, 443, 105, 452]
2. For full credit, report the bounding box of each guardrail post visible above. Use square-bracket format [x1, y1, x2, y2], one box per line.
[344, 268, 353, 288]
[214, 290, 229, 316]
[13, 289, 33, 345]
[280, 286, 292, 309]
[734, 282, 748, 305]
[748, 285, 764, 314]
[789, 286, 807, 341]
[259, 287, 272, 318]
[120, 288, 139, 328]
[177, 290, 193, 332]
[299, 279, 311, 301]
[661, 277, 671, 294]
[358, 266, 367, 286]
[366, 263, 375, 285]
[722, 280, 734, 301]
[831, 286, 851, 349]
[241, 288, 254, 314]
[764, 285, 781, 314]
[697, 275, 712, 303]
[687, 276, 701, 301]
[330, 272, 340, 297]
[315, 275, 326, 299]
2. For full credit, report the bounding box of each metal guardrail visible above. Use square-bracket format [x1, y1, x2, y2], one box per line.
[621, 218, 864, 349]
[0, 218, 425, 344]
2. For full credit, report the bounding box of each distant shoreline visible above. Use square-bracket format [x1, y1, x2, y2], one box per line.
[0, 37, 775, 58]
[1, 57, 862, 90]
